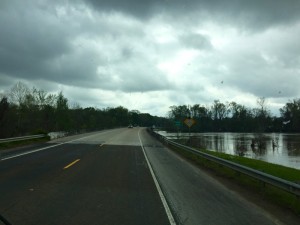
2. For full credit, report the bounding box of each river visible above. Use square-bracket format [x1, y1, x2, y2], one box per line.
[157, 131, 300, 169]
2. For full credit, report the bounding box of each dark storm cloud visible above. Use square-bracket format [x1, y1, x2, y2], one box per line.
[1, 0, 300, 116]
[83, 0, 156, 18]
[0, 0, 72, 81]
[1, 0, 299, 88]
[0, 0, 169, 92]
[84, 0, 300, 29]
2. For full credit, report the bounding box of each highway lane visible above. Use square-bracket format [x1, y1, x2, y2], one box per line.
[0, 128, 296, 225]
[0, 128, 170, 225]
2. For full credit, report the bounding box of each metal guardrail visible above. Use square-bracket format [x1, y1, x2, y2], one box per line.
[150, 129, 300, 197]
[0, 134, 47, 144]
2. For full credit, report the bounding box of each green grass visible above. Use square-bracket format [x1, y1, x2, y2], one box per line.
[168, 144, 300, 215]
[199, 149, 300, 183]
[0, 136, 50, 151]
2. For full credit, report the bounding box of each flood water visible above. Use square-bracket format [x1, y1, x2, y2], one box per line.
[157, 131, 300, 169]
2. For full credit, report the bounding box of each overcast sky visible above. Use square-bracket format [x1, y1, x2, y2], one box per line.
[1, 0, 300, 116]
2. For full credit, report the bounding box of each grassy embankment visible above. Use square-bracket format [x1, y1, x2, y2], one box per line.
[168, 141, 300, 215]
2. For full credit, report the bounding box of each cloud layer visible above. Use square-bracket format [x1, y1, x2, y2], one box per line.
[0, 0, 300, 116]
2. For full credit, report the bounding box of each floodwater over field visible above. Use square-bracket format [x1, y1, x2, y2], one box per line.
[157, 131, 300, 169]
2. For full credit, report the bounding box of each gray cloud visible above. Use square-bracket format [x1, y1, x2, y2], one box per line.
[0, 0, 72, 80]
[1, 0, 300, 116]
[180, 33, 212, 50]
[96, 58, 172, 92]
[83, 0, 156, 18]
[84, 0, 300, 29]
[224, 52, 300, 98]
[0, 0, 171, 92]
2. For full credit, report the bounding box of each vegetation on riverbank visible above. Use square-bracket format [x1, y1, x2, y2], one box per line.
[167, 98, 300, 133]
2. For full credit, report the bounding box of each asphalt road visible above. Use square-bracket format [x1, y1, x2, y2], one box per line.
[0, 128, 295, 225]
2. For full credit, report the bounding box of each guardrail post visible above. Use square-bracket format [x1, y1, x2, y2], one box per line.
[260, 181, 266, 195]
[235, 171, 241, 177]
[295, 194, 299, 210]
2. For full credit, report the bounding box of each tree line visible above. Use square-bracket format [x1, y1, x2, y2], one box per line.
[2, 82, 300, 138]
[0, 82, 168, 138]
[168, 98, 300, 133]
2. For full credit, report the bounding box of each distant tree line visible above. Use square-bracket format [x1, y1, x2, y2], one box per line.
[0, 82, 169, 138]
[168, 98, 300, 133]
[2, 82, 300, 138]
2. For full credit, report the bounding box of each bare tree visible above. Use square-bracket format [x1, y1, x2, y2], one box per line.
[257, 97, 267, 116]
[254, 97, 272, 132]
[8, 81, 30, 106]
[211, 100, 230, 120]
[31, 87, 57, 109]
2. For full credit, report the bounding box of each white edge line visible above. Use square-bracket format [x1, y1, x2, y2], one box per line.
[0, 131, 112, 161]
[138, 129, 177, 225]
[1, 143, 64, 161]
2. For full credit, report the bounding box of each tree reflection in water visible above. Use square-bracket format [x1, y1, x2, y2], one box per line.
[164, 132, 300, 169]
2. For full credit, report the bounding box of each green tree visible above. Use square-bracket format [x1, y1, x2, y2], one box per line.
[129, 110, 140, 125]
[190, 104, 212, 131]
[211, 100, 230, 131]
[229, 102, 252, 132]
[0, 97, 9, 137]
[55, 91, 70, 130]
[280, 98, 300, 132]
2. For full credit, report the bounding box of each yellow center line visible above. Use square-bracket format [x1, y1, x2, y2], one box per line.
[63, 159, 80, 169]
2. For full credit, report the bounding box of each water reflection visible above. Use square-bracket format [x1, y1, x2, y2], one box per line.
[158, 131, 300, 169]
[250, 133, 268, 156]
[234, 134, 247, 157]
[283, 134, 300, 156]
